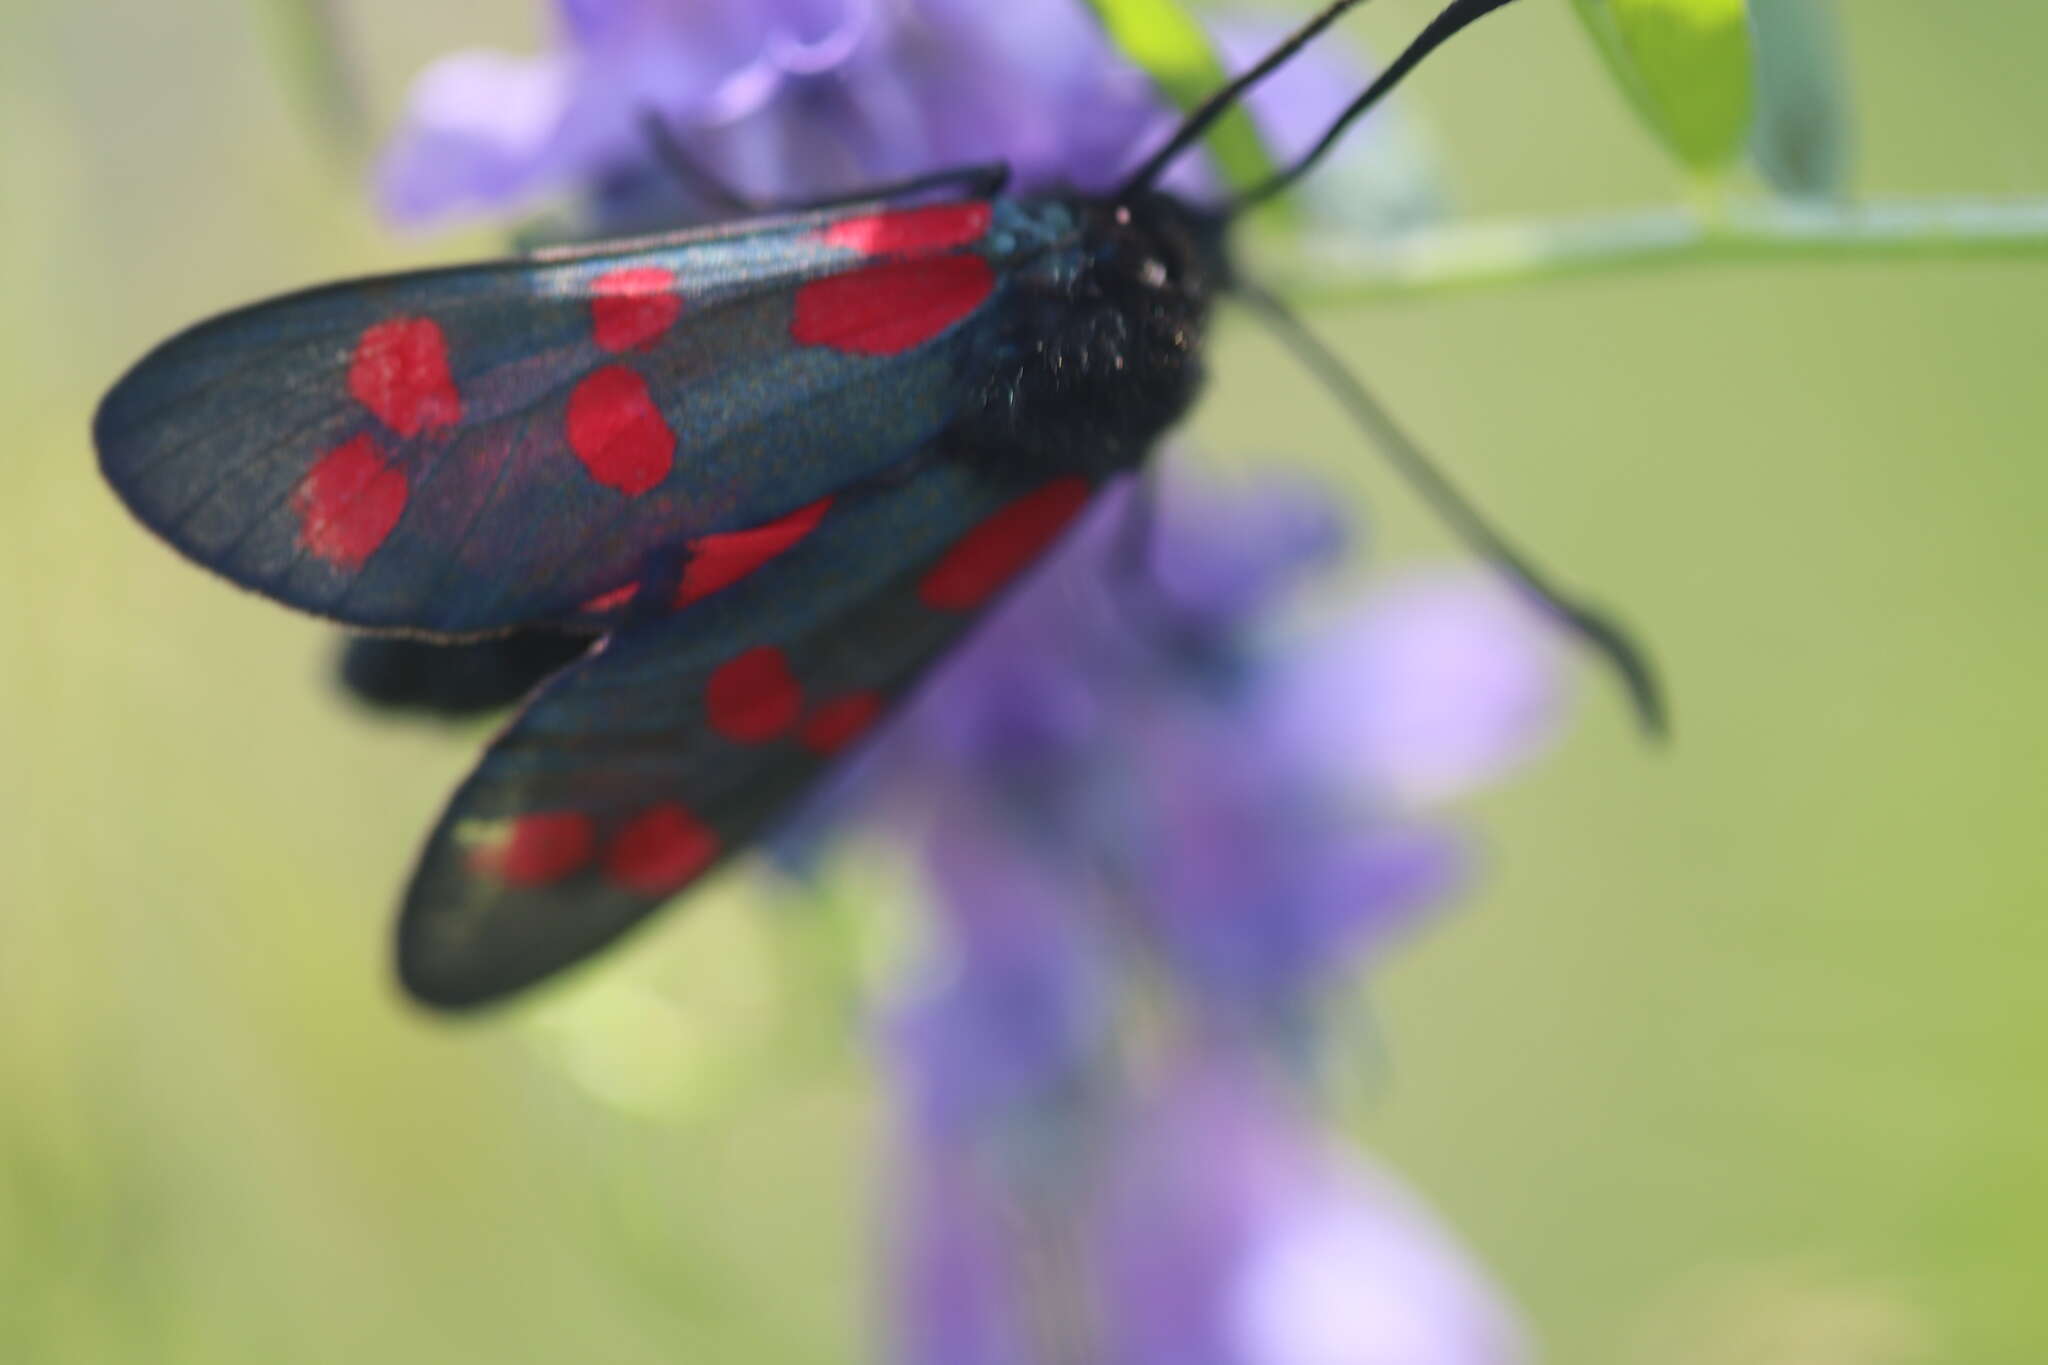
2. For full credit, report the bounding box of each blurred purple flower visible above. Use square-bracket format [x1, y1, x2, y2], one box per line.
[856, 464, 1558, 1361]
[891, 1037, 1530, 1365]
[818, 465, 1562, 1026]
[373, 7, 1543, 1361]
[1262, 572, 1565, 806]
[1103, 1049, 1529, 1365]
[893, 1134, 1035, 1365]
[376, 0, 1437, 231]
[886, 816, 1113, 1139]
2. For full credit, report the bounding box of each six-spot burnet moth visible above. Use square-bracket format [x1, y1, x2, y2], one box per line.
[95, 0, 1658, 1009]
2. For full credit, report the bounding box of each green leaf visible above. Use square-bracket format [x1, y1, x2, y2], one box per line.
[1573, 0, 1756, 176]
[1079, 0, 1279, 193]
[247, 0, 366, 160]
[1748, 0, 1854, 199]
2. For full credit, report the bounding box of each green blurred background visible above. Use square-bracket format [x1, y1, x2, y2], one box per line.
[4, 1, 2044, 1360]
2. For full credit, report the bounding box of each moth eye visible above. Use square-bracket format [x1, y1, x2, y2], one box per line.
[1140, 258, 1170, 289]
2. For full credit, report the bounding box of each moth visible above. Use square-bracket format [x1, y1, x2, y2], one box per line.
[96, 0, 1652, 1008]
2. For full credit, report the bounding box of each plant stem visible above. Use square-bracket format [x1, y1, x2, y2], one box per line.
[1266, 197, 2048, 305]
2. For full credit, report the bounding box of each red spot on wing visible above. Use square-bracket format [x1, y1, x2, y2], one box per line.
[474, 812, 596, 886]
[349, 317, 461, 437]
[566, 365, 675, 496]
[674, 497, 834, 608]
[801, 692, 883, 756]
[291, 434, 409, 570]
[919, 477, 1093, 610]
[791, 255, 995, 357]
[819, 202, 992, 255]
[581, 583, 639, 614]
[605, 803, 720, 896]
[705, 647, 801, 744]
[590, 266, 683, 352]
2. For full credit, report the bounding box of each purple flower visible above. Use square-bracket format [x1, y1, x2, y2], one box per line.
[372, 10, 1546, 1362]
[892, 1133, 1035, 1365]
[817, 462, 1561, 1025]
[376, 0, 1435, 231]
[1259, 572, 1565, 806]
[885, 816, 1113, 1139]
[1102, 1048, 1529, 1365]
[857, 463, 1556, 1364]
[890, 1038, 1529, 1365]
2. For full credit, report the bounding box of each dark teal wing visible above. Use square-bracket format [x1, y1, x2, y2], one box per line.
[95, 201, 1020, 633]
[395, 442, 1100, 1007]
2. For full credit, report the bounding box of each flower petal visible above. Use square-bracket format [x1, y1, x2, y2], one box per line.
[1102, 1047, 1528, 1365]
[887, 818, 1109, 1137]
[375, 51, 578, 223]
[1264, 570, 1567, 805]
[1229, 1174, 1530, 1365]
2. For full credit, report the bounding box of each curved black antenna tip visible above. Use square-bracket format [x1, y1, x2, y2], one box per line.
[1235, 280, 1670, 746]
[1556, 601, 1669, 743]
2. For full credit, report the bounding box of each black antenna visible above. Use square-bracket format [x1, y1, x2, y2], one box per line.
[1121, 0, 1528, 203]
[1232, 0, 1523, 211]
[1238, 283, 1668, 738]
[1118, 0, 1380, 197]
[1119, 0, 1657, 730]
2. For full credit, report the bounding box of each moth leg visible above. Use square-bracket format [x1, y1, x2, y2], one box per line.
[1103, 465, 1201, 652]
[637, 111, 757, 215]
[1110, 464, 1160, 591]
[638, 110, 1009, 215]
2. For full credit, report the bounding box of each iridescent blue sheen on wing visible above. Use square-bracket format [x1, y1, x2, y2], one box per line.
[396, 441, 1102, 1007]
[95, 198, 1082, 634]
